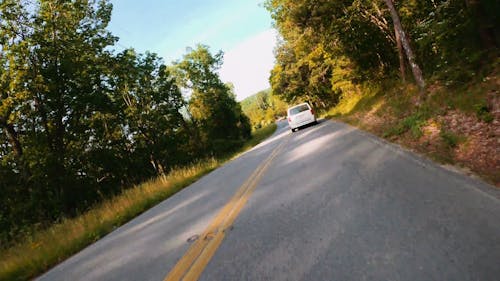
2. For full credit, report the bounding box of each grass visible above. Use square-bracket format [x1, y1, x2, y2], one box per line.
[440, 130, 465, 149]
[382, 111, 429, 139]
[473, 102, 494, 123]
[0, 123, 277, 281]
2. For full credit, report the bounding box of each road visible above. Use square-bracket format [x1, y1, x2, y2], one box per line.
[38, 119, 500, 281]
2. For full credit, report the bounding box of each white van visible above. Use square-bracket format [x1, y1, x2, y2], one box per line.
[287, 102, 317, 132]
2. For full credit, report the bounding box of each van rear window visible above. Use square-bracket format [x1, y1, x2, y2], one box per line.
[289, 104, 310, 115]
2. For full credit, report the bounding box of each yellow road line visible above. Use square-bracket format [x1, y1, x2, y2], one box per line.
[164, 137, 288, 281]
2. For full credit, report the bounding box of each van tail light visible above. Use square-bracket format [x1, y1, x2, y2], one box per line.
[288, 117, 291, 122]
[310, 109, 314, 115]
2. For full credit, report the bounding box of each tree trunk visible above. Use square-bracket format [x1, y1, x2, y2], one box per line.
[150, 154, 165, 175]
[2, 121, 23, 158]
[384, 0, 425, 98]
[395, 24, 406, 83]
[0, 117, 32, 179]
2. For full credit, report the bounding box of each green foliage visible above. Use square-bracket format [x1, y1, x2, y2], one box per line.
[383, 111, 428, 138]
[241, 89, 287, 129]
[265, 0, 400, 107]
[1, 0, 123, 245]
[474, 102, 494, 123]
[113, 50, 186, 174]
[265, 0, 499, 107]
[0, 1, 253, 248]
[172, 45, 251, 154]
[440, 130, 463, 148]
[405, 0, 499, 77]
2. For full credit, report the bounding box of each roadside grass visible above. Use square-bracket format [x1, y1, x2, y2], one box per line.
[0, 123, 277, 281]
[440, 130, 466, 149]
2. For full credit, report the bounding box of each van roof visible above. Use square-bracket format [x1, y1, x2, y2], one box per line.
[288, 102, 310, 110]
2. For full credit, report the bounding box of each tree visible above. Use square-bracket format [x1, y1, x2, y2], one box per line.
[241, 89, 288, 129]
[383, 0, 425, 96]
[266, 0, 399, 105]
[0, 0, 143, 241]
[113, 50, 185, 174]
[0, 0, 33, 179]
[173, 45, 250, 153]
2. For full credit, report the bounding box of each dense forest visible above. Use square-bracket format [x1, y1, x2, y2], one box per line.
[0, 0, 250, 245]
[265, 0, 498, 106]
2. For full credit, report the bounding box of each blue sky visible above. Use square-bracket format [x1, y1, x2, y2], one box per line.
[108, 0, 277, 100]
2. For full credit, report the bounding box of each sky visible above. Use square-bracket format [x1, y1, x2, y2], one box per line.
[108, 0, 277, 100]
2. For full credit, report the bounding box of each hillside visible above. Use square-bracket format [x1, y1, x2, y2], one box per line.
[326, 65, 499, 186]
[265, 0, 499, 186]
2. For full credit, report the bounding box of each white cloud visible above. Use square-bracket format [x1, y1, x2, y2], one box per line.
[219, 29, 277, 101]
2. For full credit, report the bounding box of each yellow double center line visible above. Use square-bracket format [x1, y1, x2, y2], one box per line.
[164, 136, 289, 281]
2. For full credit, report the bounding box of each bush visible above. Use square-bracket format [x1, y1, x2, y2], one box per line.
[383, 112, 428, 138]
[440, 130, 463, 148]
[474, 102, 494, 123]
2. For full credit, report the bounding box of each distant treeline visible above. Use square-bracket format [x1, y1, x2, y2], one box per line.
[265, 0, 499, 106]
[0, 1, 250, 245]
[241, 89, 288, 129]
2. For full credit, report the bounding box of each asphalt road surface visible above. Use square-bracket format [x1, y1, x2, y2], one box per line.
[38, 119, 500, 281]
